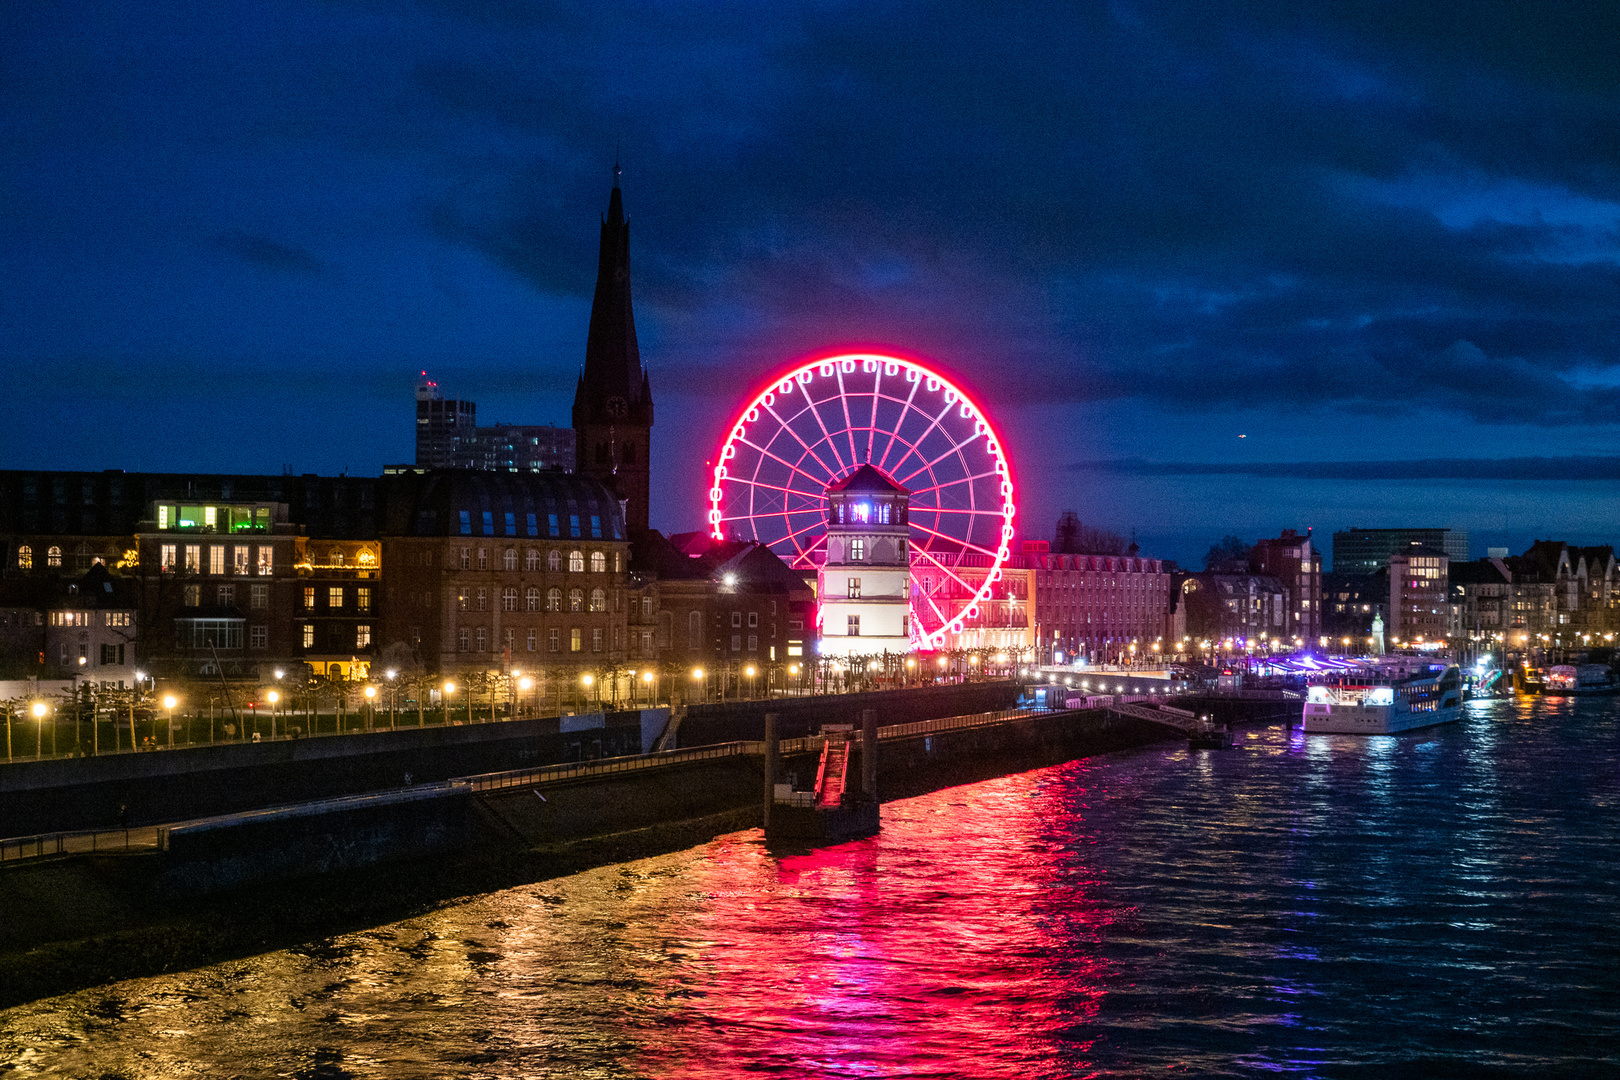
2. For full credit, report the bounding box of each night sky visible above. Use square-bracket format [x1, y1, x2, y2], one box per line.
[5, 2, 1618, 566]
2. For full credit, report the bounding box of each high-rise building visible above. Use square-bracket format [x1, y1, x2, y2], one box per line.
[466, 424, 575, 472]
[573, 169, 654, 533]
[1333, 528, 1468, 575]
[414, 374, 476, 470]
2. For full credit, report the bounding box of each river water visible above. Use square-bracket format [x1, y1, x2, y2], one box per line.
[4, 696, 1618, 1078]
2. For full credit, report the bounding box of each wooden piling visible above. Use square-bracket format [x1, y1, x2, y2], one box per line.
[861, 708, 877, 801]
[763, 712, 779, 830]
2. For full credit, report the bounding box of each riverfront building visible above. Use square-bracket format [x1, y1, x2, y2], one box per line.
[1250, 529, 1324, 645]
[1389, 543, 1450, 643]
[819, 466, 912, 657]
[1027, 546, 1174, 664]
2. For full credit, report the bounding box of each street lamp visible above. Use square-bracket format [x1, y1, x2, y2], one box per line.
[31, 700, 49, 757]
[364, 684, 376, 731]
[443, 681, 455, 726]
[162, 694, 177, 748]
[266, 690, 279, 739]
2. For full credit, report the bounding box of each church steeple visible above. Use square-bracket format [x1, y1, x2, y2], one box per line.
[573, 169, 654, 532]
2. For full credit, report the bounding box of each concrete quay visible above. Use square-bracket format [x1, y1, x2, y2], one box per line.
[0, 693, 1293, 1007]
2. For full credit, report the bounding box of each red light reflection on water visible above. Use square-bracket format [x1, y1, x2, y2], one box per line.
[634, 767, 1113, 1079]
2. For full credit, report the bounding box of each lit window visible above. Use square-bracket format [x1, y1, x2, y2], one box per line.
[849, 538, 865, 561]
[504, 548, 518, 571]
[570, 628, 582, 652]
[357, 587, 372, 612]
[356, 625, 371, 647]
[183, 584, 200, 607]
[184, 546, 200, 573]
[569, 588, 584, 612]
[257, 548, 273, 576]
[547, 587, 562, 612]
[357, 549, 375, 566]
[590, 588, 606, 612]
[569, 550, 585, 573]
[329, 586, 344, 608]
[591, 551, 606, 573]
[17, 545, 31, 570]
[234, 547, 249, 574]
[302, 623, 315, 648]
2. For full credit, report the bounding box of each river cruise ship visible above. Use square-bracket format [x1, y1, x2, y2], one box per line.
[1302, 664, 1463, 734]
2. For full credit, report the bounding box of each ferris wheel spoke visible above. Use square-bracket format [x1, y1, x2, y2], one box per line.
[832, 366, 862, 471]
[873, 376, 926, 475]
[894, 432, 990, 492]
[910, 544, 978, 596]
[733, 436, 844, 500]
[905, 469, 1004, 499]
[796, 378, 853, 478]
[763, 396, 844, 479]
[748, 408, 842, 488]
[910, 520, 1003, 560]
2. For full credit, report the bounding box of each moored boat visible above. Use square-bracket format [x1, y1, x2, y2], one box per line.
[1302, 663, 1463, 734]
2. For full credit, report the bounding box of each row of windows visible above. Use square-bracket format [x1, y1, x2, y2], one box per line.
[16, 544, 104, 571]
[48, 611, 132, 627]
[455, 586, 614, 613]
[182, 584, 271, 608]
[303, 586, 373, 611]
[161, 544, 274, 575]
[456, 510, 606, 540]
[457, 626, 610, 653]
[174, 622, 373, 650]
[455, 547, 616, 573]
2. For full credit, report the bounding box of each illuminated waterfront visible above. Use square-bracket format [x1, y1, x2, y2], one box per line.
[4, 696, 1617, 1077]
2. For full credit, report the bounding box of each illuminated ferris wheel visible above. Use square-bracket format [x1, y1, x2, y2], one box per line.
[708, 352, 1016, 648]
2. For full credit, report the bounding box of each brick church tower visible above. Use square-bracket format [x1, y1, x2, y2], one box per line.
[572, 168, 654, 533]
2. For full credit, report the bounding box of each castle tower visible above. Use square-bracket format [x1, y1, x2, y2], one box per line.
[818, 465, 912, 657]
[572, 168, 654, 532]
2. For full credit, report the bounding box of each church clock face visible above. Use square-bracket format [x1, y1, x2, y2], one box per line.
[605, 396, 628, 420]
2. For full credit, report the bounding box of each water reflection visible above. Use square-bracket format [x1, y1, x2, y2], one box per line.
[3, 702, 1618, 1077]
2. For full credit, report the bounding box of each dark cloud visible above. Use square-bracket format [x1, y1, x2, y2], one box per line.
[4, 0, 1619, 488]
[214, 232, 324, 275]
[1078, 455, 1620, 481]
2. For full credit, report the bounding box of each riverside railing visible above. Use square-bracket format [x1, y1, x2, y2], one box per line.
[2, 704, 1096, 862]
[465, 742, 757, 793]
[0, 825, 168, 863]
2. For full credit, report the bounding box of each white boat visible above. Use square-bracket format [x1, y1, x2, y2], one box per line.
[1302, 664, 1463, 734]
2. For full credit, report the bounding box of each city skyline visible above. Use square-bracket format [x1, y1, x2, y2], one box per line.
[5, 3, 1618, 565]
